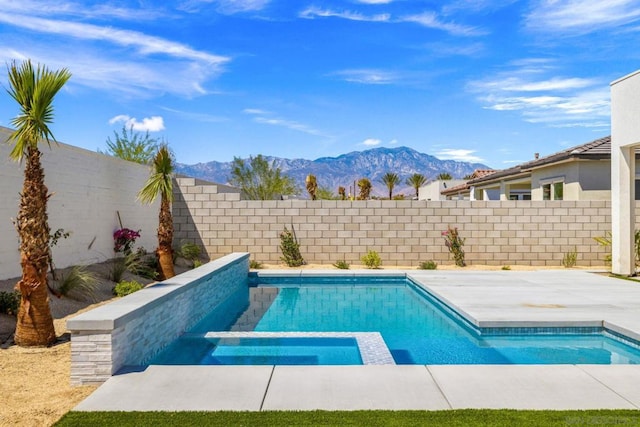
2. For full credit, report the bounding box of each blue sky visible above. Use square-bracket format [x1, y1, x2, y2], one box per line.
[0, 0, 638, 168]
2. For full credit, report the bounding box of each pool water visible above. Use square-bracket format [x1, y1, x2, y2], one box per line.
[149, 276, 640, 366]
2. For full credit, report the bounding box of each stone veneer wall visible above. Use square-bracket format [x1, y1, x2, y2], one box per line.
[173, 177, 636, 267]
[67, 253, 249, 385]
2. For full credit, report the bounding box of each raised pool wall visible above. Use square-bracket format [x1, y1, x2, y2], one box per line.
[67, 253, 249, 385]
[173, 177, 635, 267]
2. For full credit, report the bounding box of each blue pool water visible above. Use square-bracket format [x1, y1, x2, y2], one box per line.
[149, 276, 640, 366]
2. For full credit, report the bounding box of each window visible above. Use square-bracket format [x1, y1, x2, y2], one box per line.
[541, 178, 564, 200]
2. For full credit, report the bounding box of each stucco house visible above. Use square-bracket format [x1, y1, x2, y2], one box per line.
[440, 136, 632, 201]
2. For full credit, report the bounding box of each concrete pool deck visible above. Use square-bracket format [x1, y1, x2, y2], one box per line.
[74, 269, 640, 411]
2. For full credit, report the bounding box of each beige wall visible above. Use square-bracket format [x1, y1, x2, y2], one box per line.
[173, 177, 624, 267]
[0, 127, 159, 280]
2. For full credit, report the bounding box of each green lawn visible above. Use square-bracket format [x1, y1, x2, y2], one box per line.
[55, 409, 640, 426]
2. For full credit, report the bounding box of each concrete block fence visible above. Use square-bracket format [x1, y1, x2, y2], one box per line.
[67, 253, 249, 385]
[173, 177, 633, 267]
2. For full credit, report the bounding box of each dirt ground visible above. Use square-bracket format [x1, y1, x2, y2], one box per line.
[0, 261, 608, 426]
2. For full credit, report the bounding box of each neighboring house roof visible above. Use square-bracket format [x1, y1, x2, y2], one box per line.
[441, 136, 612, 196]
[441, 169, 496, 195]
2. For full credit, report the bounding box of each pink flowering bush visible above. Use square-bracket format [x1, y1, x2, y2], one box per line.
[442, 226, 465, 267]
[113, 228, 141, 254]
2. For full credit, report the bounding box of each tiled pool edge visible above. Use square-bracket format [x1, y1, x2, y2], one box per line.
[67, 253, 250, 385]
[202, 331, 396, 365]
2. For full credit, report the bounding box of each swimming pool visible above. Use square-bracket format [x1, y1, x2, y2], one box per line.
[149, 275, 640, 366]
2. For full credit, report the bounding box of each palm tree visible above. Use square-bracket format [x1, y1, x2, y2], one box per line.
[338, 186, 346, 200]
[406, 173, 427, 199]
[357, 178, 372, 200]
[6, 60, 71, 346]
[305, 174, 318, 200]
[380, 172, 400, 200]
[437, 172, 453, 180]
[138, 144, 176, 280]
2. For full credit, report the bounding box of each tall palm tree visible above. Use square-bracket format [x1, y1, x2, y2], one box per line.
[380, 172, 400, 200]
[437, 172, 453, 180]
[305, 174, 318, 200]
[357, 178, 372, 200]
[138, 144, 176, 280]
[406, 173, 427, 199]
[6, 60, 71, 346]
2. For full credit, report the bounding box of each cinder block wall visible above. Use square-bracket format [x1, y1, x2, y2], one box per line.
[0, 126, 158, 280]
[173, 177, 628, 267]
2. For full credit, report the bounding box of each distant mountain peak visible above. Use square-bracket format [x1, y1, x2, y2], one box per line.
[175, 147, 490, 198]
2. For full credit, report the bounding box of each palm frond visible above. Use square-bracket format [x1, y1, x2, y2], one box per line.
[6, 60, 71, 162]
[138, 144, 174, 204]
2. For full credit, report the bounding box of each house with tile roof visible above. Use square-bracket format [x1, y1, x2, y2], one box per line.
[441, 136, 627, 201]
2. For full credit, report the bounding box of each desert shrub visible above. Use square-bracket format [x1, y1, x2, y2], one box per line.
[502, 265, 511, 270]
[442, 225, 466, 267]
[333, 259, 350, 269]
[0, 290, 20, 316]
[562, 247, 578, 268]
[280, 226, 305, 267]
[193, 260, 203, 268]
[593, 230, 640, 266]
[419, 260, 437, 270]
[249, 259, 264, 269]
[361, 250, 382, 269]
[126, 249, 158, 280]
[109, 258, 127, 283]
[53, 265, 98, 301]
[113, 280, 143, 297]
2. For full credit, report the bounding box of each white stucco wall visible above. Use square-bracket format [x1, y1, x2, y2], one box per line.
[0, 126, 159, 280]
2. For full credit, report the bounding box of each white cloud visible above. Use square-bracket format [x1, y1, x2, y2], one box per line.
[299, 7, 390, 22]
[362, 138, 382, 146]
[469, 61, 610, 129]
[181, 0, 270, 14]
[436, 149, 484, 163]
[109, 115, 165, 132]
[333, 69, 398, 85]
[401, 11, 485, 36]
[244, 109, 326, 136]
[0, 11, 229, 97]
[389, 139, 399, 145]
[0, 0, 165, 21]
[526, 0, 640, 33]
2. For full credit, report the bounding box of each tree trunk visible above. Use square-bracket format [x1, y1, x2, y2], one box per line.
[14, 147, 56, 346]
[157, 196, 175, 280]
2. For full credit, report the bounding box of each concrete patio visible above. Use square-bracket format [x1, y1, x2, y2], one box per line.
[74, 269, 640, 411]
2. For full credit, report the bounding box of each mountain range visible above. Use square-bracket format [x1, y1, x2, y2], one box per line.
[175, 146, 491, 198]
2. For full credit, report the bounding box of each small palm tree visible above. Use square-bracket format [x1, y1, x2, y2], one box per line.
[437, 172, 453, 180]
[305, 174, 318, 200]
[138, 144, 176, 279]
[338, 186, 346, 200]
[380, 172, 400, 200]
[357, 178, 372, 200]
[6, 59, 71, 346]
[406, 173, 427, 199]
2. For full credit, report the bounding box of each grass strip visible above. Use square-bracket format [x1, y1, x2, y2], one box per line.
[56, 409, 640, 426]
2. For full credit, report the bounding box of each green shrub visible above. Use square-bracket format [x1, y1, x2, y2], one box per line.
[193, 259, 203, 268]
[249, 259, 263, 269]
[0, 290, 20, 316]
[502, 265, 511, 271]
[419, 260, 437, 270]
[126, 249, 158, 280]
[562, 247, 578, 268]
[361, 250, 382, 269]
[109, 258, 127, 283]
[333, 259, 350, 269]
[593, 230, 640, 266]
[53, 265, 98, 301]
[113, 280, 143, 297]
[280, 226, 305, 267]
